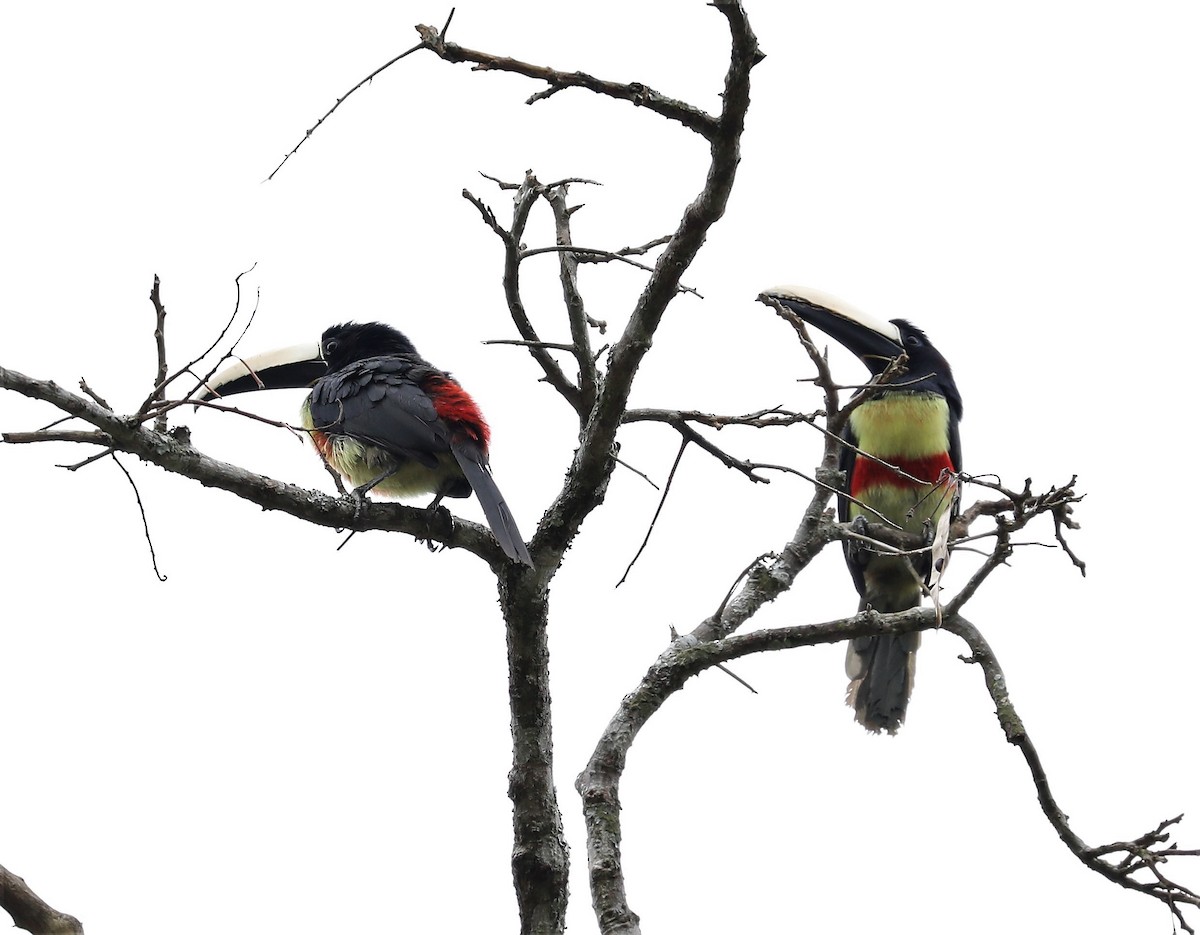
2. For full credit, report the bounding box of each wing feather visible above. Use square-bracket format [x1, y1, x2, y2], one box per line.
[309, 357, 448, 468]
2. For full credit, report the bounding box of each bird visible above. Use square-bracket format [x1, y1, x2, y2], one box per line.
[199, 321, 533, 566]
[762, 286, 962, 733]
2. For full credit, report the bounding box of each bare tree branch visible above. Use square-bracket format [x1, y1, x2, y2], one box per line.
[948, 617, 1199, 933]
[578, 606, 937, 935]
[624, 405, 814, 430]
[0, 365, 510, 567]
[3, 430, 114, 447]
[541, 184, 600, 409]
[521, 245, 703, 297]
[581, 601, 1198, 934]
[111, 452, 168, 582]
[415, 20, 721, 138]
[148, 274, 169, 432]
[267, 9, 456, 180]
[617, 436, 688, 585]
[0, 863, 82, 935]
[576, 234, 670, 262]
[463, 177, 586, 417]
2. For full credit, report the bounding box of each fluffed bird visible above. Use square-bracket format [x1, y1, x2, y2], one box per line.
[764, 287, 961, 733]
[200, 321, 533, 566]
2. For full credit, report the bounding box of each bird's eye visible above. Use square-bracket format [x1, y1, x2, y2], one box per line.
[905, 335, 922, 348]
[324, 339, 340, 357]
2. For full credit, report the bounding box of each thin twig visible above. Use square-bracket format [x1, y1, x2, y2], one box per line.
[613, 456, 660, 490]
[617, 437, 688, 586]
[56, 448, 116, 471]
[111, 453, 168, 581]
[576, 234, 670, 262]
[78, 379, 110, 410]
[541, 184, 599, 408]
[463, 176, 585, 416]
[483, 339, 578, 352]
[521, 245, 703, 297]
[137, 265, 260, 411]
[267, 7, 457, 181]
[149, 274, 169, 431]
[3, 430, 114, 446]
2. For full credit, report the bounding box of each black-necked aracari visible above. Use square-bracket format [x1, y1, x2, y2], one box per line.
[199, 322, 533, 566]
[764, 287, 962, 734]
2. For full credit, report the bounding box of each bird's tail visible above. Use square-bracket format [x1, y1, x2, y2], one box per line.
[845, 596, 920, 734]
[451, 448, 533, 566]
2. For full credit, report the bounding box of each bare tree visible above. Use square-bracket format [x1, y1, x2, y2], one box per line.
[2, 6, 1197, 934]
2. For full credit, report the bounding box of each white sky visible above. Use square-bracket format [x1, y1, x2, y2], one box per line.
[3, 3, 1198, 933]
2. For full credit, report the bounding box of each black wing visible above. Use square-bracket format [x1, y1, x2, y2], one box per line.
[837, 420, 869, 597]
[308, 356, 448, 467]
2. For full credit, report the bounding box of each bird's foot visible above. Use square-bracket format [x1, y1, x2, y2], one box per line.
[419, 493, 449, 553]
[846, 514, 873, 566]
[348, 483, 375, 524]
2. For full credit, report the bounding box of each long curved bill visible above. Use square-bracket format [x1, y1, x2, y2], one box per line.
[198, 343, 326, 400]
[760, 285, 903, 364]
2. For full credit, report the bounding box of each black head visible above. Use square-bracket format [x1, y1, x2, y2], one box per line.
[891, 319, 962, 419]
[198, 321, 422, 401]
[761, 287, 962, 418]
[321, 322, 420, 370]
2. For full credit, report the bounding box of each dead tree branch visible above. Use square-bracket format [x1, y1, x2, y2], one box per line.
[0, 863, 82, 935]
[463, 177, 588, 418]
[415, 21, 721, 138]
[0, 365, 510, 567]
[578, 604, 1198, 934]
[148, 274, 168, 432]
[948, 617, 1199, 933]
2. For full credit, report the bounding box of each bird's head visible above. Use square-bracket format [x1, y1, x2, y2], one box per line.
[197, 321, 420, 401]
[761, 286, 961, 417]
[320, 322, 419, 370]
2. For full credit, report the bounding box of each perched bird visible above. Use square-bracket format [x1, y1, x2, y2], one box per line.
[763, 287, 962, 733]
[200, 321, 533, 566]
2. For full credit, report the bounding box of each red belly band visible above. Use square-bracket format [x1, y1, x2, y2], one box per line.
[850, 451, 955, 495]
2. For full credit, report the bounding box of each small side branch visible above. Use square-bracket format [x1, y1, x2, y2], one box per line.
[463, 178, 586, 417]
[948, 617, 1199, 932]
[541, 184, 600, 409]
[415, 22, 719, 138]
[576, 234, 670, 262]
[522, 245, 702, 297]
[624, 405, 814, 431]
[3, 430, 115, 447]
[617, 436, 688, 585]
[111, 453, 168, 582]
[149, 274, 169, 432]
[136, 266, 261, 413]
[624, 410, 775, 483]
[267, 9, 455, 180]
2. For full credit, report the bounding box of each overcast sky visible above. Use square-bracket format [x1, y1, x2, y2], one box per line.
[3, 3, 1198, 933]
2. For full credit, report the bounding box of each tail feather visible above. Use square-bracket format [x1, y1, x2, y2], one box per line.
[451, 447, 533, 566]
[845, 631, 920, 734]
